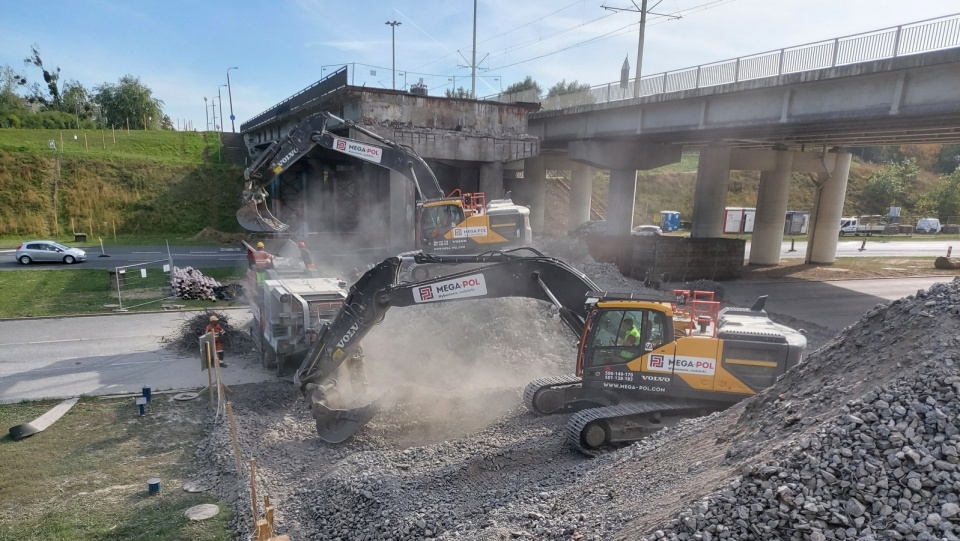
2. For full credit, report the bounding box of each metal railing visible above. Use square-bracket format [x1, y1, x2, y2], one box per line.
[516, 13, 960, 111]
[241, 67, 348, 132]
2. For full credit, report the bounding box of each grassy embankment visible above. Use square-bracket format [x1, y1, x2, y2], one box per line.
[0, 128, 244, 239]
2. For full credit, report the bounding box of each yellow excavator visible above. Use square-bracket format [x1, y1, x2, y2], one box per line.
[238, 112, 532, 256]
[294, 250, 807, 453]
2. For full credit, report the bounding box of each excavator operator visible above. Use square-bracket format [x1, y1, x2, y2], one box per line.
[618, 316, 641, 360]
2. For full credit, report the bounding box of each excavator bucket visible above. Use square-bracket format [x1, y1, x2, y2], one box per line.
[311, 402, 380, 443]
[236, 199, 290, 233]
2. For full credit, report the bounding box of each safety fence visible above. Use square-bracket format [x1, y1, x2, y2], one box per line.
[509, 13, 960, 111]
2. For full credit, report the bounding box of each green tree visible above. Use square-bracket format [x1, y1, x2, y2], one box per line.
[22, 44, 62, 108]
[61, 81, 94, 124]
[444, 86, 471, 98]
[504, 76, 542, 96]
[95, 75, 164, 129]
[934, 144, 960, 174]
[0, 64, 28, 112]
[546, 79, 591, 97]
[861, 159, 918, 214]
[928, 169, 960, 220]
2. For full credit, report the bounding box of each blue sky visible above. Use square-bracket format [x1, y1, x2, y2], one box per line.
[2, 0, 958, 131]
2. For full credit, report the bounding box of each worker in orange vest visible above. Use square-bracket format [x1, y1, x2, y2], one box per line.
[252, 241, 273, 284]
[204, 315, 228, 367]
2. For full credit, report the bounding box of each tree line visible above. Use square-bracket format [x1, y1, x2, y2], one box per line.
[0, 45, 171, 130]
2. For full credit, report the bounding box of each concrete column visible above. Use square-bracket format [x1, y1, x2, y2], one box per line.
[691, 147, 732, 238]
[479, 162, 504, 199]
[606, 169, 637, 235]
[749, 150, 794, 265]
[806, 152, 851, 264]
[569, 163, 593, 230]
[523, 156, 546, 235]
[389, 170, 416, 252]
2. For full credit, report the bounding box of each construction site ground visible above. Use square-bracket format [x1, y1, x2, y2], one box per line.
[3, 238, 959, 540]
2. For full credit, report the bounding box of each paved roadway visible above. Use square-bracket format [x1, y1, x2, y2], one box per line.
[2, 275, 956, 403]
[0, 310, 274, 403]
[753, 239, 957, 259]
[0, 245, 248, 270]
[724, 276, 953, 331]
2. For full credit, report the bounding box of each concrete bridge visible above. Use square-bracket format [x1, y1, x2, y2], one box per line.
[524, 13, 960, 265]
[240, 14, 960, 265]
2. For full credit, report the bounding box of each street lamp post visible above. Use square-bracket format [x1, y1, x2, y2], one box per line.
[217, 85, 227, 132]
[204, 97, 209, 131]
[385, 20, 401, 90]
[226, 67, 238, 133]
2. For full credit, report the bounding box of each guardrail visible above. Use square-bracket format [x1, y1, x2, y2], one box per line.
[507, 13, 960, 111]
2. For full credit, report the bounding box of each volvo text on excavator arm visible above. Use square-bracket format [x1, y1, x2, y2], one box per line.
[239, 111, 444, 232]
[294, 248, 601, 443]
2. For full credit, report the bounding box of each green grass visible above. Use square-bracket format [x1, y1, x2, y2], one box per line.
[0, 128, 222, 165]
[0, 267, 246, 318]
[0, 397, 234, 540]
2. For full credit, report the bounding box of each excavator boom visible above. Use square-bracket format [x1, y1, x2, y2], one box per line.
[238, 112, 445, 232]
[295, 249, 601, 442]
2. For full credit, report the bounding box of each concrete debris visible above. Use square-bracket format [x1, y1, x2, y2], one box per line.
[189, 237, 959, 540]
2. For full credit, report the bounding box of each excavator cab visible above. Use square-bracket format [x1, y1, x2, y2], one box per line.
[418, 201, 466, 243]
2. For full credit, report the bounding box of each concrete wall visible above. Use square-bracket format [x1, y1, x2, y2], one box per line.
[585, 235, 745, 281]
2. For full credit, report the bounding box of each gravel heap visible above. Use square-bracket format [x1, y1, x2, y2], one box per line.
[189, 237, 959, 540]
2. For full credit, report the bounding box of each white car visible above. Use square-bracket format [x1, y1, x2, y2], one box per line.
[15, 241, 87, 265]
[631, 225, 663, 236]
[916, 217, 942, 234]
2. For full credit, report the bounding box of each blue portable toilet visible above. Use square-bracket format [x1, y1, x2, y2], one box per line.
[658, 211, 681, 232]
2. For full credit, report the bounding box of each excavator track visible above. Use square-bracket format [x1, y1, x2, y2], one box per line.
[565, 400, 708, 456]
[523, 374, 582, 415]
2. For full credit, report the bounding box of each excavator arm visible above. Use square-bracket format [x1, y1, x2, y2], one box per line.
[295, 249, 601, 443]
[238, 111, 445, 232]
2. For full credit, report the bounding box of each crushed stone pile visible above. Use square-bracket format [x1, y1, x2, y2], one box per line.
[188, 235, 959, 540]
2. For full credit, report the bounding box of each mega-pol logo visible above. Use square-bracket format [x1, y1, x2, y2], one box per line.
[414, 274, 488, 303]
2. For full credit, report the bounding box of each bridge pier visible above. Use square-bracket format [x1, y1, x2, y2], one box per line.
[569, 163, 594, 230]
[749, 150, 794, 265]
[479, 162, 504, 200]
[806, 151, 851, 265]
[691, 147, 731, 238]
[607, 169, 638, 236]
[390, 170, 416, 252]
[522, 155, 547, 235]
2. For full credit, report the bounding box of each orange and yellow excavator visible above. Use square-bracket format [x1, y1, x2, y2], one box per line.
[238, 112, 531, 256]
[294, 250, 807, 453]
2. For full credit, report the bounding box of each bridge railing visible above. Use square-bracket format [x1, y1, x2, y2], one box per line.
[525, 13, 960, 111]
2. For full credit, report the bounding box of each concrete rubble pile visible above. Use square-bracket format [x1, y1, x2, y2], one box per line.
[190, 237, 958, 540]
[649, 279, 960, 541]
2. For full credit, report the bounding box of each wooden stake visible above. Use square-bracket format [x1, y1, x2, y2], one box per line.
[88, 216, 93, 237]
[249, 459, 259, 527]
[70, 217, 75, 234]
[112, 219, 116, 241]
[102, 130, 106, 149]
[206, 344, 214, 404]
[84, 133, 88, 150]
[227, 401, 242, 474]
[112, 125, 116, 144]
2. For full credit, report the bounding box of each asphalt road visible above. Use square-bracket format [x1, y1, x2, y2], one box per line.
[2, 276, 956, 403]
[724, 276, 952, 330]
[0, 310, 274, 403]
[753, 239, 957, 259]
[0, 245, 248, 271]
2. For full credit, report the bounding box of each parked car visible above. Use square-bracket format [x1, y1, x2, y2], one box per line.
[15, 241, 87, 265]
[631, 225, 663, 236]
[568, 220, 607, 237]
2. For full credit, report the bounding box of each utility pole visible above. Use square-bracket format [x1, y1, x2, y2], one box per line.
[204, 97, 209, 131]
[386, 21, 401, 90]
[603, 0, 679, 98]
[471, 0, 477, 98]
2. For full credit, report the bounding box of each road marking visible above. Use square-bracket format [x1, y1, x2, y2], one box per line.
[132, 251, 162, 254]
[0, 336, 152, 346]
